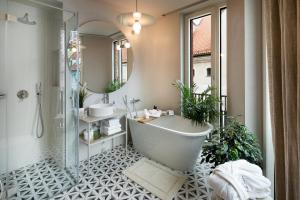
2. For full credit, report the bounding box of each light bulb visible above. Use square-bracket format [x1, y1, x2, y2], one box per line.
[133, 12, 141, 20]
[124, 42, 131, 48]
[71, 47, 77, 53]
[132, 21, 141, 34]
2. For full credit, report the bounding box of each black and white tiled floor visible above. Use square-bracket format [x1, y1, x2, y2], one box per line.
[0, 159, 75, 200]
[53, 145, 212, 200]
[1, 146, 212, 200]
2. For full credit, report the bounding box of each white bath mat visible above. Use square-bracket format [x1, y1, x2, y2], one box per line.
[123, 158, 187, 200]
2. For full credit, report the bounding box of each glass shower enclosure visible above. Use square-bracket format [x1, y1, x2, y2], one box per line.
[0, 0, 79, 199]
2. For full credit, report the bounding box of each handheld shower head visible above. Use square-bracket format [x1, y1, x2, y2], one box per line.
[17, 13, 36, 25]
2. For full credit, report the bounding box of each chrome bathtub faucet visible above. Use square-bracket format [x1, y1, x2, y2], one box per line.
[130, 98, 141, 118]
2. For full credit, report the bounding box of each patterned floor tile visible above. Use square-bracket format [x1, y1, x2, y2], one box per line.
[53, 145, 212, 200]
[0, 158, 76, 200]
[1, 145, 212, 200]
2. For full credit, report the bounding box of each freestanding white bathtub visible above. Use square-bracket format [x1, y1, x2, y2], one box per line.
[128, 114, 213, 171]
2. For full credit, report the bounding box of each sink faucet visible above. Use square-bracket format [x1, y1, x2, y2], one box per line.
[102, 93, 109, 104]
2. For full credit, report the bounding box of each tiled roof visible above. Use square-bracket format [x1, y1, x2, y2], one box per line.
[193, 16, 211, 57]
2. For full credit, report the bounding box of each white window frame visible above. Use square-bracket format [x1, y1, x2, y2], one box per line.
[183, 3, 227, 97]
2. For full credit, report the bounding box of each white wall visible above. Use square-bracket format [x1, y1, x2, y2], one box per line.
[0, 1, 67, 171]
[64, 0, 181, 159]
[4, 2, 50, 171]
[65, 0, 181, 111]
[227, 0, 263, 143]
[227, 0, 245, 122]
[244, 0, 263, 145]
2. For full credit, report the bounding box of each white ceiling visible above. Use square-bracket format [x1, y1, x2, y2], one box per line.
[100, 0, 201, 18]
[79, 21, 120, 36]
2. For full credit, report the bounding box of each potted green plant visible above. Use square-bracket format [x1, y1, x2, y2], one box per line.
[174, 80, 219, 125]
[201, 117, 263, 168]
[79, 82, 88, 116]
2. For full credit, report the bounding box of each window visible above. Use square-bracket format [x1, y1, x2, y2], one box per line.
[190, 14, 212, 93]
[186, 6, 227, 95]
[113, 41, 120, 81]
[185, 4, 227, 124]
[219, 7, 227, 126]
[121, 47, 128, 83]
[113, 39, 129, 83]
[207, 68, 212, 77]
[220, 7, 227, 98]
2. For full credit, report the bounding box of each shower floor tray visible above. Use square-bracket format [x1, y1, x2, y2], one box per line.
[0, 158, 75, 200]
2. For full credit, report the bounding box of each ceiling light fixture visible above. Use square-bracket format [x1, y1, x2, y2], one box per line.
[117, 0, 155, 35]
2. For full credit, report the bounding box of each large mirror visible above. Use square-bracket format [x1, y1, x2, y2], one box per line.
[78, 20, 133, 93]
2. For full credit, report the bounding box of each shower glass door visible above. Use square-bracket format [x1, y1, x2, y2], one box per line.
[0, 0, 79, 199]
[65, 13, 80, 180]
[0, 0, 8, 198]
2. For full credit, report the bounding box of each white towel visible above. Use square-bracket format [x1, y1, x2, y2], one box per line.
[208, 160, 271, 200]
[103, 124, 121, 132]
[208, 173, 242, 200]
[103, 118, 120, 126]
[103, 127, 121, 135]
[148, 109, 162, 118]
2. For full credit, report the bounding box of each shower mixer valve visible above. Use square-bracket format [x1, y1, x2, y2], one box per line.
[17, 90, 29, 100]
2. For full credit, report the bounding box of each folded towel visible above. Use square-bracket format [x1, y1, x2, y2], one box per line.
[103, 127, 122, 135]
[148, 109, 162, 118]
[208, 160, 271, 200]
[103, 118, 120, 126]
[103, 124, 121, 132]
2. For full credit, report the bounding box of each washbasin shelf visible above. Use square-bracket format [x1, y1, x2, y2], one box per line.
[80, 108, 127, 123]
[80, 108, 128, 175]
[79, 130, 126, 146]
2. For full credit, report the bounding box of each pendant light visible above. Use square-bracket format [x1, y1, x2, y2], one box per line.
[117, 0, 155, 35]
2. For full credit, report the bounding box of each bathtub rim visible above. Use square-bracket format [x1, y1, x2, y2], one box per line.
[128, 115, 213, 137]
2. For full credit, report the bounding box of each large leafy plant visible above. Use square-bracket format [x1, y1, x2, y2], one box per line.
[201, 118, 263, 167]
[174, 81, 219, 125]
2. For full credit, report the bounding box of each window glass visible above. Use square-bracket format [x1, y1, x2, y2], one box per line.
[190, 15, 212, 93]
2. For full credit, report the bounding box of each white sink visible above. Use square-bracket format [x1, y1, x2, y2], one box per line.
[88, 104, 114, 117]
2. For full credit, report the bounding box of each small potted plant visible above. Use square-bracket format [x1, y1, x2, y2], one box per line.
[173, 80, 219, 125]
[79, 82, 88, 117]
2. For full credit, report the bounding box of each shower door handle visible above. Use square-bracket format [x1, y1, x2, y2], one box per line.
[0, 93, 6, 99]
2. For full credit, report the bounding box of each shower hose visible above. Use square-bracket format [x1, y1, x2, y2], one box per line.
[36, 83, 44, 138]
